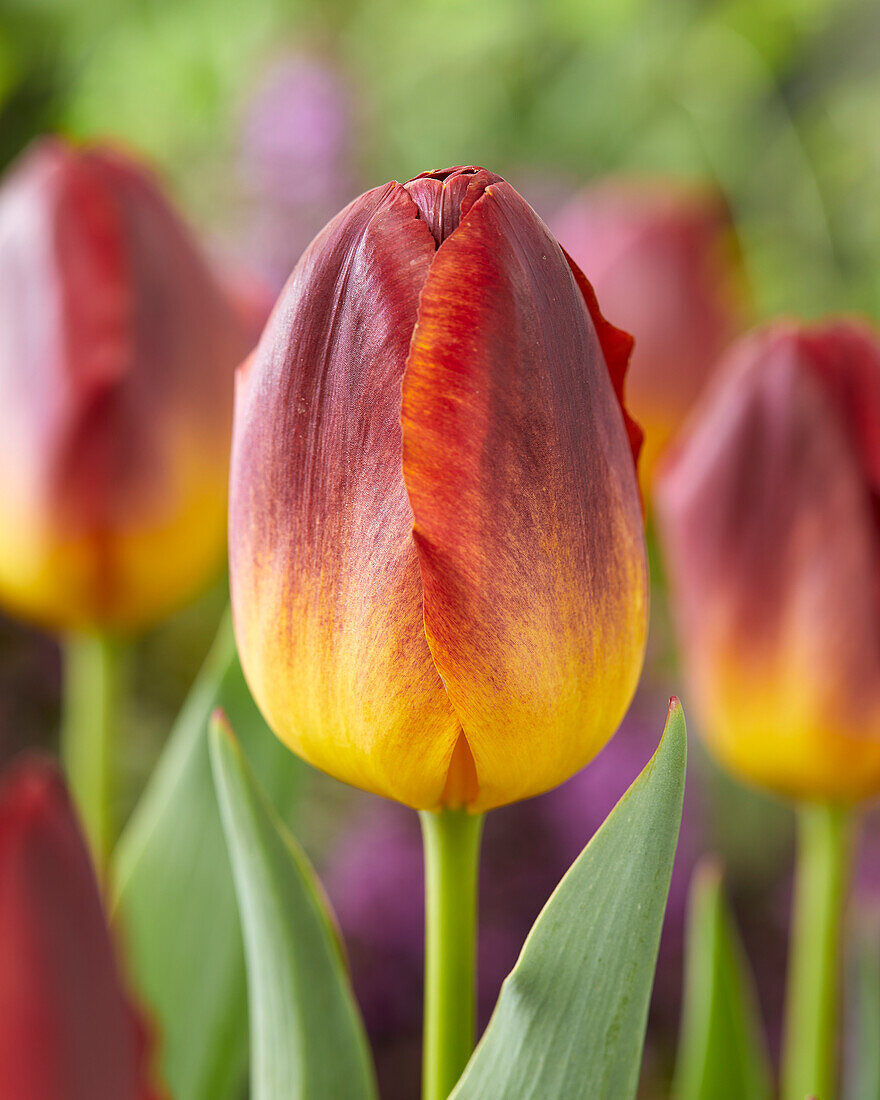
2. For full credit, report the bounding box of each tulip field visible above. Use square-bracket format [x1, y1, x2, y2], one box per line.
[1, 1, 879, 1099]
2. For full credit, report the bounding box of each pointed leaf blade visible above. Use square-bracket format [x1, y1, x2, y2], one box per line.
[452, 699, 687, 1100]
[673, 859, 772, 1100]
[209, 713, 378, 1100]
[845, 907, 880, 1100]
[113, 611, 304, 1100]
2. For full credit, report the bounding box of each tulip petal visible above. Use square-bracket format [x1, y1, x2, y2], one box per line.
[230, 182, 462, 809]
[401, 181, 648, 811]
[561, 247, 642, 468]
[0, 758, 162, 1099]
[656, 323, 880, 800]
[0, 138, 255, 632]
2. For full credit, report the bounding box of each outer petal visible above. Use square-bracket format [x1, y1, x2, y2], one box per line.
[552, 180, 743, 485]
[0, 138, 255, 632]
[0, 758, 164, 1099]
[655, 322, 880, 801]
[401, 180, 648, 811]
[229, 182, 462, 809]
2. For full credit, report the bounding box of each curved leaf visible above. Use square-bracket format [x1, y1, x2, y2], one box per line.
[451, 699, 687, 1100]
[673, 859, 772, 1100]
[113, 610, 304, 1100]
[845, 907, 880, 1100]
[210, 712, 378, 1100]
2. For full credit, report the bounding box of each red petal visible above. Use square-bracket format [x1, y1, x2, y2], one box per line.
[229, 182, 462, 809]
[561, 247, 643, 470]
[0, 757, 165, 1099]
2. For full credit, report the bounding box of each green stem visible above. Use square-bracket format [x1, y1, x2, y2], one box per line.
[420, 808, 485, 1100]
[60, 633, 126, 867]
[781, 803, 854, 1100]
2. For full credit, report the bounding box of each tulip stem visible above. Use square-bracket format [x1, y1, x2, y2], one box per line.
[60, 633, 126, 869]
[781, 802, 853, 1100]
[420, 808, 484, 1100]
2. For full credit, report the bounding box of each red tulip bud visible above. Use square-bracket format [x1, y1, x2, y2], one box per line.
[230, 166, 648, 812]
[656, 319, 880, 801]
[0, 757, 165, 1098]
[0, 137, 261, 632]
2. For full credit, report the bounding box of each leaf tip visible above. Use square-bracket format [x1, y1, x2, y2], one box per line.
[210, 707, 236, 743]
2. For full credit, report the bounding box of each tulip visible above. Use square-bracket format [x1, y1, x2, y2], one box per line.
[655, 319, 880, 803]
[0, 756, 164, 1099]
[654, 319, 880, 1100]
[229, 165, 648, 815]
[552, 179, 744, 486]
[0, 136, 261, 634]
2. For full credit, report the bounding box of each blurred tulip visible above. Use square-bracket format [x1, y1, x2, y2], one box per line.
[552, 179, 745, 486]
[0, 756, 163, 1099]
[0, 136, 262, 633]
[656, 319, 880, 801]
[230, 165, 648, 812]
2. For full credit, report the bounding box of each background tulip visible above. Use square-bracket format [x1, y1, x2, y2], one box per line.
[230, 165, 648, 813]
[0, 137, 261, 634]
[0, 756, 163, 1099]
[655, 319, 880, 803]
[552, 179, 745, 487]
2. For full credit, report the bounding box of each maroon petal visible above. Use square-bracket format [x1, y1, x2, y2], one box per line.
[0, 757, 164, 1099]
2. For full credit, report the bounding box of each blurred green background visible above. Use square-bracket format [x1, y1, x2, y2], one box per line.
[3, 0, 879, 318]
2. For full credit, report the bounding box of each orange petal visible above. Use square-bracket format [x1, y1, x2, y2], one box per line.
[401, 179, 648, 811]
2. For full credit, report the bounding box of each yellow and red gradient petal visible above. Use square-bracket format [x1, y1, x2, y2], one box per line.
[401, 176, 648, 812]
[0, 138, 256, 632]
[656, 321, 880, 801]
[229, 182, 462, 810]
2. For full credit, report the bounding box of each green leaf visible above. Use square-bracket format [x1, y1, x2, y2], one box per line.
[451, 699, 688, 1100]
[209, 712, 378, 1100]
[112, 610, 304, 1100]
[845, 907, 880, 1100]
[672, 859, 772, 1100]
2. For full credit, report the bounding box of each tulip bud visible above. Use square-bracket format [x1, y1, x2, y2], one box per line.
[551, 180, 745, 486]
[0, 757, 164, 1099]
[655, 320, 880, 801]
[0, 137, 261, 632]
[230, 165, 648, 812]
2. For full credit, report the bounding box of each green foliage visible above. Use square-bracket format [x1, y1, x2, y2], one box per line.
[210, 712, 378, 1100]
[450, 700, 687, 1100]
[3, 0, 879, 325]
[845, 908, 880, 1100]
[113, 612, 304, 1100]
[673, 860, 772, 1100]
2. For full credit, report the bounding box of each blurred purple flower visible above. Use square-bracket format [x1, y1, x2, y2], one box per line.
[237, 56, 356, 289]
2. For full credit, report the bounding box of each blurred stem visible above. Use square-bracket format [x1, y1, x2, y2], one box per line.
[60, 634, 126, 868]
[781, 803, 853, 1100]
[420, 808, 484, 1100]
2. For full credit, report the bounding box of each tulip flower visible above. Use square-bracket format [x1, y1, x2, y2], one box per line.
[655, 319, 880, 803]
[229, 164, 648, 815]
[0, 756, 164, 1099]
[552, 179, 744, 486]
[230, 164, 648, 1099]
[655, 318, 880, 1100]
[0, 136, 265, 859]
[0, 136, 260, 634]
